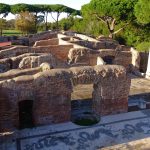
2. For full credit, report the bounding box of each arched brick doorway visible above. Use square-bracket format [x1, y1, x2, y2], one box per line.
[18, 100, 34, 129]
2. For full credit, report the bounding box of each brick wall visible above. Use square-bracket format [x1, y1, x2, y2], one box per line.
[0, 45, 73, 62]
[29, 32, 57, 46]
[68, 48, 133, 70]
[34, 38, 59, 47]
[0, 65, 130, 132]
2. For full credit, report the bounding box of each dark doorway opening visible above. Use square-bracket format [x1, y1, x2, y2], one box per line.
[103, 56, 115, 64]
[18, 100, 34, 129]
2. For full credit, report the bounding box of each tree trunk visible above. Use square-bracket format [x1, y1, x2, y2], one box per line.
[56, 12, 60, 30]
[109, 32, 113, 38]
[0, 28, 2, 36]
[45, 12, 48, 31]
[107, 19, 115, 39]
[34, 13, 38, 33]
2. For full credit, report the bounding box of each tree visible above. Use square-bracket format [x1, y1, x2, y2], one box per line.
[0, 3, 10, 18]
[50, 4, 67, 30]
[11, 4, 44, 32]
[59, 16, 74, 30]
[40, 5, 52, 31]
[6, 19, 15, 29]
[82, 0, 138, 38]
[63, 6, 80, 18]
[15, 11, 35, 35]
[0, 18, 6, 36]
[0, 3, 10, 35]
[134, 0, 150, 24]
[11, 3, 32, 14]
[29, 4, 45, 32]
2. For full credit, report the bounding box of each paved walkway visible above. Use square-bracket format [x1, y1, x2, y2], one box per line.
[1, 109, 150, 150]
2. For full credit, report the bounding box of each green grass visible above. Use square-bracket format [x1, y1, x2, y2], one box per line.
[2, 30, 21, 36]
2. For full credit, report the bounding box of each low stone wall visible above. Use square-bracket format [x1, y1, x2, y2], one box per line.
[0, 45, 13, 51]
[0, 67, 41, 81]
[0, 53, 43, 72]
[32, 45, 73, 61]
[33, 38, 59, 47]
[139, 52, 149, 73]
[70, 40, 118, 50]
[0, 65, 130, 132]
[19, 54, 57, 69]
[0, 31, 57, 46]
[0, 45, 73, 61]
[68, 48, 133, 69]
[29, 31, 57, 46]
[0, 46, 30, 59]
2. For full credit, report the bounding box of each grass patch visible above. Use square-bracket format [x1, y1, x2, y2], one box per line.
[2, 30, 21, 36]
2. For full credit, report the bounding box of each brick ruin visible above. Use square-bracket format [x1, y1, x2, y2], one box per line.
[0, 31, 140, 73]
[0, 31, 138, 132]
[0, 65, 130, 132]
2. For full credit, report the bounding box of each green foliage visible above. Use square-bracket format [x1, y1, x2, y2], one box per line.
[11, 3, 32, 14]
[71, 18, 109, 37]
[1, 3, 80, 32]
[0, 3, 10, 18]
[81, 0, 138, 38]
[136, 42, 150, 52]
[134, 0, 150, 24]
[0, 19, 6, 29]
[59, 17, 74, 30]
[6, 19, 15, 29]
[114, 21, 150, 47]
[15, 11, 36, 35]
[2, 29, 21, 36]
[84, 0, 137, 20]
[37, 22, 52, 31]
[0, 18, 6, 35]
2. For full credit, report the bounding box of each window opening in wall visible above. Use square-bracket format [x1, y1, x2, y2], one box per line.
[103, 56, 115, 64]
[18, 100, 34, 129]
[71, 84, 100, 126]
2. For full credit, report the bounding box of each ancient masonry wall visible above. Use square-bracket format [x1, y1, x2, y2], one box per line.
[33, 38, 59, 47]
[68, 48, 133, 70]
[0, 65, 130, 132]
[29, 32, 58, 46]
[0, 45, 73, 60]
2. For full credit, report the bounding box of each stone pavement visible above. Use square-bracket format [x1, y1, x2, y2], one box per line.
[102, 137, 150, 150]
[1, 109, 150, 150]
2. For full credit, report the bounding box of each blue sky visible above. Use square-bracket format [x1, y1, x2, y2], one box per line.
[0, 0, 91, 21]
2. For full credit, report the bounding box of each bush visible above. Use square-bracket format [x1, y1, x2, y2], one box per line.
[15, 11, 36, 35]
[136, 42, 150, 52]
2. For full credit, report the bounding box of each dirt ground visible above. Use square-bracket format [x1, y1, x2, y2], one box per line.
[71, 75, 150, 101]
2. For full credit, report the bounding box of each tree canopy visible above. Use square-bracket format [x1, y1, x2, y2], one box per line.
[11, 3, 32, 14]
[15, 11, 35, 35]
[0, 3, 80, 31]
[0, 3, 10, 18]
[81, 0, 138, 38]
[134, 0, 150, 24]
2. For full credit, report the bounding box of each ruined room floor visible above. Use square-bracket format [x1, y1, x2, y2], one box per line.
[129, 75, 150, 96]
[71, 76, 150, 101]
[1, 110, 150, 150]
